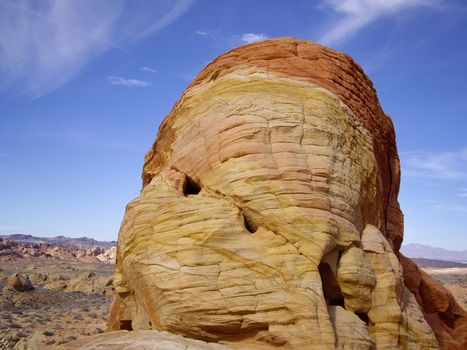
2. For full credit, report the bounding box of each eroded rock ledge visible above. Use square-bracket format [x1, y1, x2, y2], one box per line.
[107, 38, 466, 349]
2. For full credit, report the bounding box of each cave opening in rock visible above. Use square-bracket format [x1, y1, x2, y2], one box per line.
[356, 312, 369, 325]
[242, 211, 258, 233]
[120, 320, 133, 331]
[318, 262, 345, 308]
[184, 176, 201, 195]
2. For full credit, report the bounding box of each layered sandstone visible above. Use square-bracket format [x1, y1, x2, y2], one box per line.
[109, 38, 466, 349]
[57, 330, 230, 350]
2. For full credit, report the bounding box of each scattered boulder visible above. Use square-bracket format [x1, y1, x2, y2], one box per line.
[39, 273, 68, 291]
[35, 271, 113, 295]
[6, 273, 34, 292]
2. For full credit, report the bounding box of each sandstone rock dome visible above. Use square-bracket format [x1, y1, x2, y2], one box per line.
[107, 38, 467, 349]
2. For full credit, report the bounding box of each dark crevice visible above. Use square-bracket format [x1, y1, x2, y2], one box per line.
[184, 175, 201, 195]
[384, 152, 393, 241]
[201, 185, 262, 234]
[329, 299, 345, 307]
[318, 262, 345, 308]
[120, 320, 133, 331]
[356, 312, 369, 325]
[242, 210, 258, 233]
[211, 70, 220, 81]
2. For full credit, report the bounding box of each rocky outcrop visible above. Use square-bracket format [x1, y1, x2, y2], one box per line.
[109, 37, 466, 349]
[401, 255, 467, 350]
[38, 271, 113, 295]
[97, 246, 117, 264]
[0, 237, 115, 263]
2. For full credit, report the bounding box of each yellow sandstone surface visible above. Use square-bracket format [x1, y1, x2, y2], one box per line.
[104, 38, 466, 349]
[57, 330, 230, 350]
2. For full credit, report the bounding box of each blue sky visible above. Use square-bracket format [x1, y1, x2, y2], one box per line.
[0, 0, 466, 249]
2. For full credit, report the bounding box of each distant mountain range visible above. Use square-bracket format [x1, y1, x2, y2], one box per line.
[0, 234, 116, 250]
[411, 258, 467, 269]
[401, 243, 467, 263]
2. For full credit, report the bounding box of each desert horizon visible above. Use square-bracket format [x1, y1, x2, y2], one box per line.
[1, 1, 466, 349]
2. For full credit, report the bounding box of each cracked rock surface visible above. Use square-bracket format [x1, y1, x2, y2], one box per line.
[107, 38, 466, 349]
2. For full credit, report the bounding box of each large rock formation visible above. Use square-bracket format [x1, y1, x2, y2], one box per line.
[108, 38, 466, 349]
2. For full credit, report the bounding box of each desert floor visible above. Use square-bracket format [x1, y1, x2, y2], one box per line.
[0, 258, 465, 349]
[0, 257, 113, 349]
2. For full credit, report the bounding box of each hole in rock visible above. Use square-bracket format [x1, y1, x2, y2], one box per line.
[318, 262, 345, 308]
[242, 211, 258, 233]
[440, 312, 456, 329]
[356, 312, 369, 325]
[184, 176, 201, 195]
[120, 320, 133, 331]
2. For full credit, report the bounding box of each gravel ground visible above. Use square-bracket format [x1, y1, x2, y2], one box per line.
[0, 257, 113, 349]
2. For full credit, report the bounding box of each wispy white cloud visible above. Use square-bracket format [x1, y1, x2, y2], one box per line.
[141, 67, 158, 74]
[238, 33, 269, 44]
[119, 0, 194, 41]
[458, 188, 467, 197]
[108, 76, 152, 87]
[0, 0, 193, 98]
[318, 0, 439, 46]
[195, 30, 209, 36]
[433, 203, 467, 215]
[401, 148, 467, 180]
